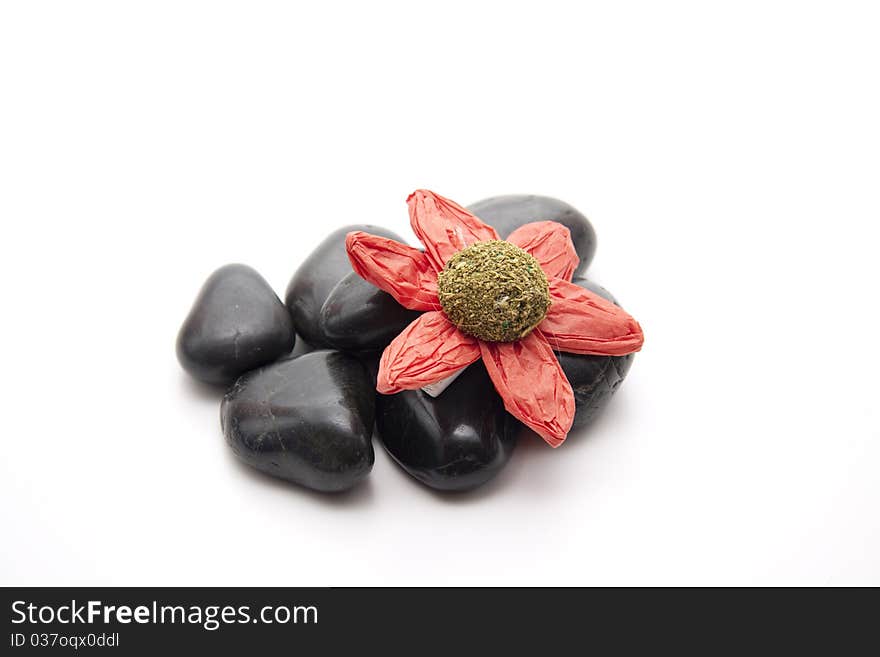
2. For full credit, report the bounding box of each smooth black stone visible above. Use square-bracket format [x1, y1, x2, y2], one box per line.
[284, 224, 402, 347]
[221, 351, 375, 492]
[469, 195, 597, 275]
[376, 361, 519, 492]
[320, 272, 422, 351]
[354, 350, 382, 387]
[177, 264, 295, 386]
[557, 278, 635, 429]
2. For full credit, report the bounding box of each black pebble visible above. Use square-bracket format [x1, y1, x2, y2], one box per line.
[320, 272, 422, 351]
[376, 361, 519, 492]
[284, 224, 402, 347]
[557, 279, 635, 429]
[177, 264, 294, 385]
[469, 194, 597, 275]
[221, 351, 375, 492]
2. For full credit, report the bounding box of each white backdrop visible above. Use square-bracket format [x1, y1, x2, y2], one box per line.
[2, 1, 878, 586]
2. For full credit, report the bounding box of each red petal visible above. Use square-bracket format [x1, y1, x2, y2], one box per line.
[377, 312, 481, 394]
[345, 231, 439, 311]
[541, 278, 644, 356]
[506, 221, 579, 281]
[480, 331, 574, 447]
[407, 189, 500, 271]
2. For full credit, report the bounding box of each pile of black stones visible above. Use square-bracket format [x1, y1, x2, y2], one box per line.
[176, 195, 635, 493]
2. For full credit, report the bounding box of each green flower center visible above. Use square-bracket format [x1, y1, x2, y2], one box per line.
[437, 240, 550, 342]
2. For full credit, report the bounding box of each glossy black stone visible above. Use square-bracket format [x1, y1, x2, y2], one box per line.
[320, 272, 422, 351]
[557, 279, 635, 429]
[284, 224, 402, 347]
[469, 195, 597, 275]
[176, 264, 295, 386]
[376, 361, 519, 492]
[221, 351, 375, 492]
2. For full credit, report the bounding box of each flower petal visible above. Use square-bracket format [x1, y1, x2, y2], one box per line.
[407, 189, 500, 271]
[377, 312, 481, 394]
[506, 221, 579, 281]
[480, 331, 574, 447]
[345, 231, 439, 311]
[541, 278, 644, 356]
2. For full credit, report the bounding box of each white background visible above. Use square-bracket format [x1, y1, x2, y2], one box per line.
[2, 1, 878, 586]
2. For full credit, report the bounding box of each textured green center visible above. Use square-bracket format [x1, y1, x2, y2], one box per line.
[437, 240, 550, 342]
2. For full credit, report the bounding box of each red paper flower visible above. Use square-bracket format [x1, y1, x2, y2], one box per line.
[345, 190, 644, 447]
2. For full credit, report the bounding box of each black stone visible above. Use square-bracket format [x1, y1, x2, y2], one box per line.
[469, 195, 597, 275]
[376, 361, 519, 492]
[355, 350, 382, 388]
[320, 272, 422, 351]
[284, 224, 402, 347]
[557, 279, 635, 429]
[177, 264, 295, 386]
[221, 351, 375, 492]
